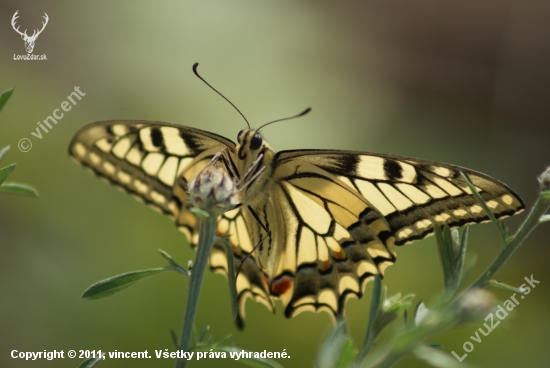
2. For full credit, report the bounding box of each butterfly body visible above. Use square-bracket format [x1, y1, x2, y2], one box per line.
[233, 128, 276, 207]
[69, 119, 524, 326]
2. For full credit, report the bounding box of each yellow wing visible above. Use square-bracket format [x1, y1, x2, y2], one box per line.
[246, 149, 525, 319]
[69, 120, 274, 327]
[276, 150, 524, 244]
[69, 120, 236, 241]
[69, 121, 525, 325]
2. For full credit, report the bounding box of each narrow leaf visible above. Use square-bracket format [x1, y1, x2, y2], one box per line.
[234, 358, 284, 368]
[0, 145, 10, 161]
[169, 327, 179, 348]
[336, 338, 358, 368]
[0, 88, 14, 113]
[0, 182, 38, 196]
[488, 280, 527, 294]
[461, 172, 506, 240]
[77, 354, 103, 368]
[413, 301, 429, 326]
[159, 249, 188, 276]
[190, 207, 210, 218]
[435, 225, 456, 293]
[456, 226, 469, 282]
[316, 319, 354, 368]
[199, 325, 211, 343]
[82, 267, 171, 300]
[413, 344, 480, 368]
[0, 163, 16, 185]
[358, 275, 383, 361]
[219, 236, 239, 323]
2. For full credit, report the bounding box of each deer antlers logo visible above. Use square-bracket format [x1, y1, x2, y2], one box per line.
[12, 11, 49, 54]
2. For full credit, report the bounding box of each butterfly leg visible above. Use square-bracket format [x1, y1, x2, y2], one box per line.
[239, 153, 266, 190]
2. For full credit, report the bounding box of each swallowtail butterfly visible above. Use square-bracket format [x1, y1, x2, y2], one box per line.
[69, 64, 524, 327]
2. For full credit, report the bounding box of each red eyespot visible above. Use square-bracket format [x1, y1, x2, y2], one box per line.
[271, 275, 292, 296]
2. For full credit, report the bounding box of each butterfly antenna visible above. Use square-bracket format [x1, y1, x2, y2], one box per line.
[193, 63, 250, 128]
[257, 107, 311, 132]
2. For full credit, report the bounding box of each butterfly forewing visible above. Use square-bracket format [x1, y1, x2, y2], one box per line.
[276, 150, 524, 245]
[69, 120, 237, 239]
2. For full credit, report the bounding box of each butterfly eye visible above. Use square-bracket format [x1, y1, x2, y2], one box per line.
[249, 133, 263, 150]
[237, 129, 244, 141]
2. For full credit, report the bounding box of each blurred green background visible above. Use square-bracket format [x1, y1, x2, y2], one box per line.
[1, 1, 549, 367]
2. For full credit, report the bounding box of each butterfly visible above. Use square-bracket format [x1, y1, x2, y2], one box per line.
[69, 64, 524, 327]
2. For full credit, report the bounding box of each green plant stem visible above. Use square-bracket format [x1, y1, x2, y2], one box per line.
[358, 275, 382, 362]
[176, 216, 217, 368]
[471, 195, 550, 289]
[221, 238, 239, 322]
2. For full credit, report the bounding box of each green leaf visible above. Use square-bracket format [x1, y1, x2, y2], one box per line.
[435, 225, 454, 292]
[358, 275, 383, 361]
[317, 319, 357, 368]
[217, 236, 239, 323]
[199, 325, 211, 343]
[413, 344, 479, 368]
[337, 338, 358, 368]
[456, 226, 469, 281]
[0, 145, 10, 161]
[461, 172, 507, 240]
[413, 301, 428, 326]
[190, 207, 210, 218]
[0, 163, 16, 185]
[435, 225, 468, 296]
[169, 327, 179, 348]
[0, 88, 14, 113]
[235, 358, 283, 368]
[77, 354, 103, 368]
[81, 267, 171, 300]
[0, 182, 39, 196]
[159, 249, 188, 276]
[488, 280, 527, 294]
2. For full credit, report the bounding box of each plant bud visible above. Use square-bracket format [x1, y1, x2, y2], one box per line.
[538, 166, 550, 193]
[456, 288, 495, 322]
[187, 164, 238, 216]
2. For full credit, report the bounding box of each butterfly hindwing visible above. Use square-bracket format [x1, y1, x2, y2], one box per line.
[248, 159, 396, 318]
[210, 207, 274, 327]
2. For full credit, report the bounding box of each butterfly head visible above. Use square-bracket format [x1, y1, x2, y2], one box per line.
[236, 128, 271, 161]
